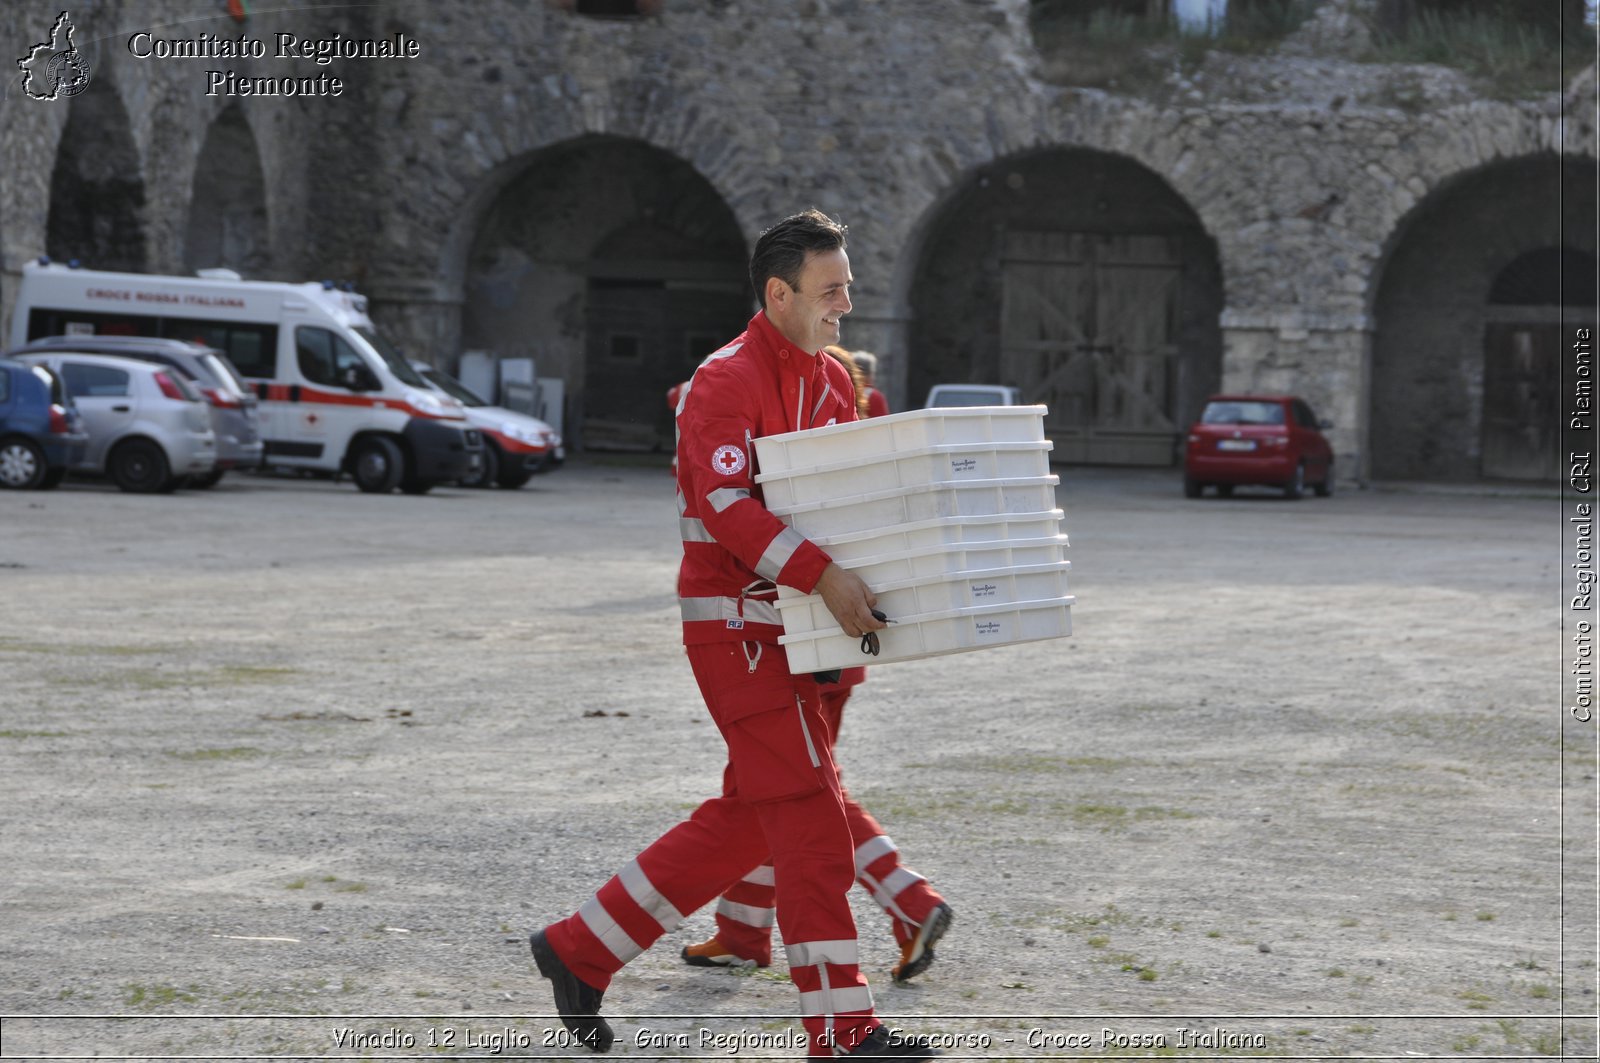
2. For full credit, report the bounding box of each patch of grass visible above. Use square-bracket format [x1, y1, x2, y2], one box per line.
[1458, 987, 1496, 1010]
[1338, 917, 1360, 927]
[1327, 967, 1347, 978]
[1528, 982, 1553, 999]
[52, 668, 187, 691]
[124, 983, 199, 1009]
[333, 881, 368, 893]
[1087, 935, 1110, 949]
[1476, 911, 1497, 922]
[1363, 8, 1588, 100]
[167, 747, 266, 762]
[0, 729, 71, 739]
[1529, 1031, 1562, 1054]
[285, 879, 308, 890]
[1451, 1033, 1483, 1052]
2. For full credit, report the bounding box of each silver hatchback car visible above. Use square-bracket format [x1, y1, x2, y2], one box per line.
[10, 336, 262, 487]
[11, 352, 216, 493]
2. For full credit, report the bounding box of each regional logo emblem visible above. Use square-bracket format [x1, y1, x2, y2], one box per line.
[18, 12, 93, 101]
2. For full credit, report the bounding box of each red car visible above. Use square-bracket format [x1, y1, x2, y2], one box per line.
[1183, 395, 1334, 500]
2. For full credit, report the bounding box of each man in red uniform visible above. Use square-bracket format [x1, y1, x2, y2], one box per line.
[531, 210, 942, 1059]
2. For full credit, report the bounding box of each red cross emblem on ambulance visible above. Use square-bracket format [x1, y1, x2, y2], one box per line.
[712, 444, 746, 476]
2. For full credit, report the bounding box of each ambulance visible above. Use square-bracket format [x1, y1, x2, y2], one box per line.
[8, 260, 483, 493]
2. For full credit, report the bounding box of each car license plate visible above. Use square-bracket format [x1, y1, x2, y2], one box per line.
[1217, 439, 1257, 452]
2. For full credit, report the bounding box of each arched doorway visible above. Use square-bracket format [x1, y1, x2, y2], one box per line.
[1371, 154, 1597, 481]
[461, 136, 748, 453]
[46, 83, 146, 271]
[908, 148, 1224, 465]
[184, 106, 271, 277]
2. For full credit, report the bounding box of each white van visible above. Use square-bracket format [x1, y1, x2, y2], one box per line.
[9, 261, 483, 493]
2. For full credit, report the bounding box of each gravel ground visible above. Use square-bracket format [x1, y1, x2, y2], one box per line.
[0, 462, 1591, 1061]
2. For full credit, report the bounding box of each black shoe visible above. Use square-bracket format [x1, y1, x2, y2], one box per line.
[892, 903, 953, 983]
[530, 929, 615, 1053]
[842, 1024, 943, 1059]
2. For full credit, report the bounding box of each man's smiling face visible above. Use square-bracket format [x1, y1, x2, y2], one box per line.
[767, 248, 853, 354]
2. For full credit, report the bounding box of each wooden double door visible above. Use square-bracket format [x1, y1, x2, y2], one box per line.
[1000, 230, 1183, 465]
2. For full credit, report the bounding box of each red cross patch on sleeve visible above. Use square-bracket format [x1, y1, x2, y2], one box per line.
[711, 444, 747, 476]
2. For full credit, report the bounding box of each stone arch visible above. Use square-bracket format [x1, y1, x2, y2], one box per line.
[1370, 151, 1596, 481]
[458, 134, 749, 452]
[45, 77, 146, 271]
[904, 146, 1224, 466]
[183, 105, 271, 276]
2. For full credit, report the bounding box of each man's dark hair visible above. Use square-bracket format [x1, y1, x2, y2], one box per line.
[749, 209, 848, 309]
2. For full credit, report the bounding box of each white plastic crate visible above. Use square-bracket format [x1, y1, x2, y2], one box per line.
[776, 560, 1072, 637]
[756, 440, 1054, 509]
[778, 595, 1075, 673]
[810, 510, 1066, 563]
[754, 405, 1049, 475]
[777, 534, 1068, 598]
[767, 475, 1060, 539]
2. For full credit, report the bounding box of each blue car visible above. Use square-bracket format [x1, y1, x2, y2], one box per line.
[0, 358, 87, 489]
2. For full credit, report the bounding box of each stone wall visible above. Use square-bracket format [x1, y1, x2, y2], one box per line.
[1, 0, 1592, 480]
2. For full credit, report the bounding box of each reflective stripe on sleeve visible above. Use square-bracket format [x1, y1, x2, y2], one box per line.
[754, 525, 806, 581]
[707, 486, 750, 513]
[680, 516, 716, 543]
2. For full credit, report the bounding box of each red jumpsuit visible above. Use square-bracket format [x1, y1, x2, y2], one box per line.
[708, 667, 948, 968]
[541, 311, 884, 1057]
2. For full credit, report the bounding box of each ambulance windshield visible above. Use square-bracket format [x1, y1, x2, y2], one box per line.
[354, 326, 430, 389]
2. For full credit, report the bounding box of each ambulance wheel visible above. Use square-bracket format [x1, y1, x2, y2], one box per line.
[351, 436, 404, 494]
[110, 439, 174, 494]
[459, 443, 498, 488]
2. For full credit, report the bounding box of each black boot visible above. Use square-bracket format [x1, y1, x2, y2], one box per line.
[530, 929, 615, 1053]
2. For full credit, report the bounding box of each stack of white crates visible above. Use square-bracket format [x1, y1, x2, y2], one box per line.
[753, 405, 1073, 673]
